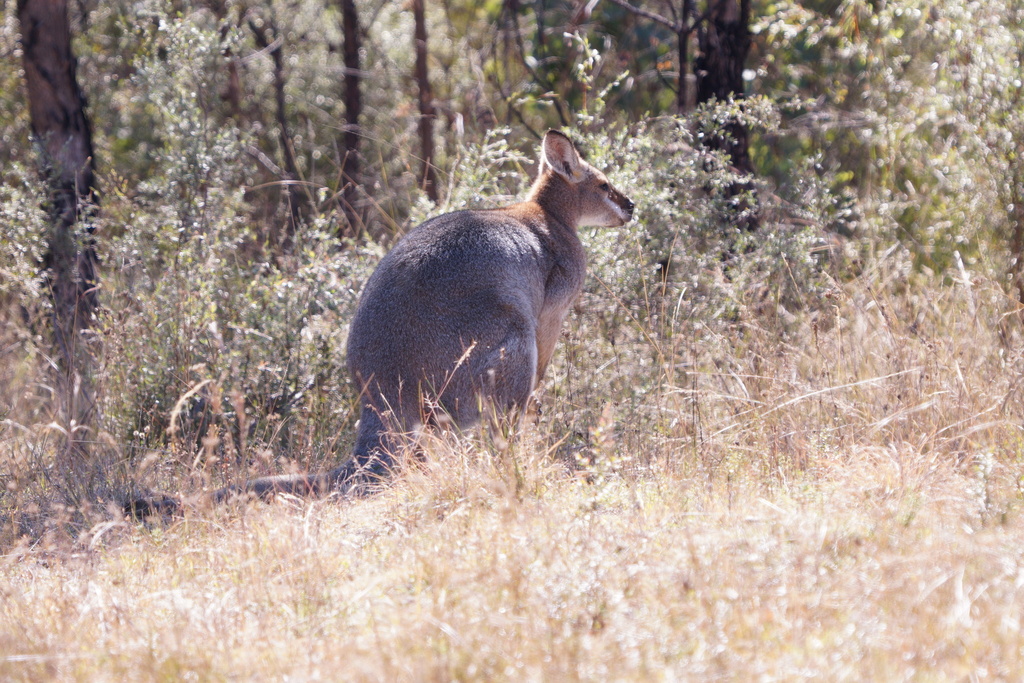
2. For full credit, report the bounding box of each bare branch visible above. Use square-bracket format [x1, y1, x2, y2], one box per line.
[604, 0, 681, 32]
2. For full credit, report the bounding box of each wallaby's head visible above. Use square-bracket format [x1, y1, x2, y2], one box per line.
[530, 130, 635, 228]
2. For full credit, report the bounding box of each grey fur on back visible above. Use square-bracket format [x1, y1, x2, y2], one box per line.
[347, 206, 583, 460]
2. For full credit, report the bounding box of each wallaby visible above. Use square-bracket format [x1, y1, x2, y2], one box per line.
[127, 130, 634, 517]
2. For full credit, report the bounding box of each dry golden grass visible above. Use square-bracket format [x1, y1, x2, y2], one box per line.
[2, 270, 1024, 681]
[1, 442, 1022, 681]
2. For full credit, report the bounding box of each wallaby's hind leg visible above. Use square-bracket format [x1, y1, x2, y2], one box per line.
[336, 402, 408, 480]
[488, 329, 538, 411]
[469, 329, 538, 444]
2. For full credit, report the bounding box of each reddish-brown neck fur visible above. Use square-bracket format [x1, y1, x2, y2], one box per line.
[526, 171, 581, 231]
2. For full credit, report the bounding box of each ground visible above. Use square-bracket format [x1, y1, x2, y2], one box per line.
[2, 434, 1021, 681]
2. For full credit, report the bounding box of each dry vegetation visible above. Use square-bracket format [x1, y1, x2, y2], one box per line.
[3, 258, 1024, 681]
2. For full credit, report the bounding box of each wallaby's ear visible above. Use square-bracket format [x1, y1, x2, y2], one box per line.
[540, 130, 583, 183]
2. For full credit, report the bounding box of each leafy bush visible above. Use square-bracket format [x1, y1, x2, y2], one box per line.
[87, 12, 381, 495]
[0, 168, 48, 307]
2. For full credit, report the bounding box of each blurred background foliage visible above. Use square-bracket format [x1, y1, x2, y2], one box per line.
[2, 0, 1024, 537]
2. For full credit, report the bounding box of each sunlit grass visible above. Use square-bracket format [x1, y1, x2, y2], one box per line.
[2, 426, 1022, 680]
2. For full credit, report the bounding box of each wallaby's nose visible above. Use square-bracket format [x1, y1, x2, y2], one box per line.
[625, 198, 635, 217]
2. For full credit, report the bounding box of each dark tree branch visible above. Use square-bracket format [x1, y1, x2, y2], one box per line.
[677, 0, 695, 112]
[204, 0, 243, 119]
[605, 0, 681, 31]
[485, 64, 543, 140]
[605, 0, 711, 113]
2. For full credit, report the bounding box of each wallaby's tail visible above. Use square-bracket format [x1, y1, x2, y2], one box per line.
[124, 492, 183, 519]
[123, 472, 331, 520]
[123, 455, 394, 520]
[210, 471, 335, 504]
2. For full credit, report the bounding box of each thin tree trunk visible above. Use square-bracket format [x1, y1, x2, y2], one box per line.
[606, 0, 692, 115]
[677, 0, 694, 113]
[1009, 166, 1024, 308]
[250, 17, 303, 252]
[507, 0, 568, 127]
[412, 0, 438, 203]
[694, 0, 758, 232]
[339, 0, 362, 236]
[677, 24, 688, 114]
[18, 0, 99, 444]
[210, 0, 242, 120]
[695, 0, 753, 175]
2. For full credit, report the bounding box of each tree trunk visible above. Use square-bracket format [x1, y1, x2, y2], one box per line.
[18, 0, 99, 442]
[210, 1, 243, 121]
[339, 0, 362, 236]
[1009, 164, 1024, 308]
[695, 0, 753, 175]
[675, 0, 694, 114]
[250, 17, 303, 252]
[412, 0, 439, 203]
[677, 24, 689, 114]
[695, 0, 757, 232]
[605, 0, 695, 114]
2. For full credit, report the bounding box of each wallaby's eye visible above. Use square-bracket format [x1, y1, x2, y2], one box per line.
[599, 182, 610, 192]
